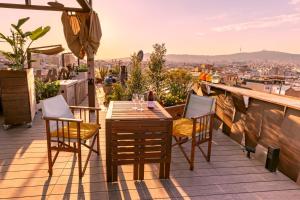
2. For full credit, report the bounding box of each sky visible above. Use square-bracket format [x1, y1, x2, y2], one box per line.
[0, 0, 300, 59]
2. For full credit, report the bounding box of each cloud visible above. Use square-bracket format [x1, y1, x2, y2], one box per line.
[212, 13, 300, 32]
[289, 0, 300, 5]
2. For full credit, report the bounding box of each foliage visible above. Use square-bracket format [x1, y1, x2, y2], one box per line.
[111, 64, 121, 77]
[147, 43, 167, 100]
[161, 69, 194, 107]
[160, 93, 186, 107]
[76, 64, 88, 72]
[35, 79, 60, 103]
[0, 17, 50, 70]
[108, 83, 128, 101]
[98, 66, 109, 82]
[127, 52, 147, 96]
[167, 69, 193, 99]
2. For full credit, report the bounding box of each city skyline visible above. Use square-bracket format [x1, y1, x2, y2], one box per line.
[0, 0, 300, 59]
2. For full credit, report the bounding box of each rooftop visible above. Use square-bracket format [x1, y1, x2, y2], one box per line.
[0, 90, 299, 199]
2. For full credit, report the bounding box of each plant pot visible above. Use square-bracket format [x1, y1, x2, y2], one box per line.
[103, 85, 113, 95]
[73, 72, 88, 80]
[0, 68, 36, 127]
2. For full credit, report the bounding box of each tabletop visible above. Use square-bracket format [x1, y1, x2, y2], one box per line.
[106, 101, 172, 121]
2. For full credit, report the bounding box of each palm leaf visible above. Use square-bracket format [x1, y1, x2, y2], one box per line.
[16, 17, 30, 28]
[30, 26, 51, 41]
[0, 33, 14, 46]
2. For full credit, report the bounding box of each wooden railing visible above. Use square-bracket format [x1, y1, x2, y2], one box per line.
[200, 83, 300, 184]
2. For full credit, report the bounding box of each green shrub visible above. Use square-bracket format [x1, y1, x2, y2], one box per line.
[97, 66, 108, 82]
[127, 53, 147, 97]
[147, 43, 167, 101]
[167, 69, 193, 99]
[160, 93, 185, 107]
[161, 69, 194, 107]
[35, 79, 60, 103]
[108, 83, 128, 101]
[76, 64, 88, 72]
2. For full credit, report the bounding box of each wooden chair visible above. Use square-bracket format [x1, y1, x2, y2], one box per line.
[172, 92, 215, 170]
[41, 95, 101, 178]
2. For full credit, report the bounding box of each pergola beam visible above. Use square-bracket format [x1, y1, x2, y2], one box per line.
[0, 0, 92, 12]
[76, 0, 91, 11]
[25, 0, 31, 5]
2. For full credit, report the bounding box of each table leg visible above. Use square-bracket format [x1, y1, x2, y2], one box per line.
[139, 138, 145, 180]
[112, 161, 118, 182]
[159, 162, 165, 179]
[164, 162, 171, 179]
[106, 121, 113, 182]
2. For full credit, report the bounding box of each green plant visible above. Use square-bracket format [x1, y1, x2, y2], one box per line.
[160, 93, 185, 107]
[108, 83, 128, 101]
[167, 69, 193, 99]
[35, 79, 60, 103]
[0, 17, 50, 70]
[147, 43, 167, 101]
[76, 64, 88, 72]
[127, 52, 147, 96]
[160, 69, 194, 107]
[98, 66, 109, 81]
[111, 65, 121, 76]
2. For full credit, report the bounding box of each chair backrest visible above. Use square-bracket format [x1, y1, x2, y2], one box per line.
[183, 92, 215, 119]
[41, 95, 74, 119]
[42, 95, 75, 132]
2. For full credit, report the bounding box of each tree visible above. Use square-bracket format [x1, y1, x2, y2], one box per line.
[127, 52, 147, 96]
[147, 43, 167, 100]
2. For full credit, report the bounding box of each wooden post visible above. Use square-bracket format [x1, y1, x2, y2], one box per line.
[27, 50, 31, 68]
[87, 54, 95, 107]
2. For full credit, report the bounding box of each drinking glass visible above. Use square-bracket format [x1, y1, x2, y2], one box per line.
[138, 94, 145, 111]
[132, 93, 138, 110]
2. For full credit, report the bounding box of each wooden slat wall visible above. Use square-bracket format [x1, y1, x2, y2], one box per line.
[210, 87, 300, 183]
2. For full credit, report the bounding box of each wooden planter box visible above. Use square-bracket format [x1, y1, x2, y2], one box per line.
[58, 80, 77, 106]
[74, 72, 88, 80]
[75, 79, 88, 105]
[0, 69, 36, 127]
[164, 104, 185, 119]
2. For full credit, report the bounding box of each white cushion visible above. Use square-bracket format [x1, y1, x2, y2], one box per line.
[185, 94, 215, 119]
[41, 95, 75, 132]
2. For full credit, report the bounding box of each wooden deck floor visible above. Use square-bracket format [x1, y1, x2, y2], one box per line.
[1, 92, 300, 199]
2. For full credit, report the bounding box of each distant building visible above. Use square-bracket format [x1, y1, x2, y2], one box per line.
[285, 87, 300, 98]
[194, 64, 214, 72]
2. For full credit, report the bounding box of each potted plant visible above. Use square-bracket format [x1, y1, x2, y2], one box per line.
[35, 78, 60, 110]
[74, 64, 88, 80]
[0, 17, 50, 128]
[161, 69, 194, 118]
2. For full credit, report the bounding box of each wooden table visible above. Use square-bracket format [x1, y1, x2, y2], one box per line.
[105, 101, 173, 182]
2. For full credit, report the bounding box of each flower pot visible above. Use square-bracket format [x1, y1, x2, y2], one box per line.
[73, 72, 88, 80]
[0, 68, 36, 127]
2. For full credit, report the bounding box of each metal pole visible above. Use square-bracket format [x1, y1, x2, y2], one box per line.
[87, 54, 95, 107]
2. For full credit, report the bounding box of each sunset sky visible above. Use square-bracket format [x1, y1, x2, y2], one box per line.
[0, 0, 300, 59]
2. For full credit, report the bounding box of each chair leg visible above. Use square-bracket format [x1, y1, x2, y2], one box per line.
[78, 139, 83, 178]
[174, 136, 193, 168]
[190, 136, 196, 170]
[96, 131, 100, 155]
[207, 139, 212, 162]
[47, 144, 53, 176]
